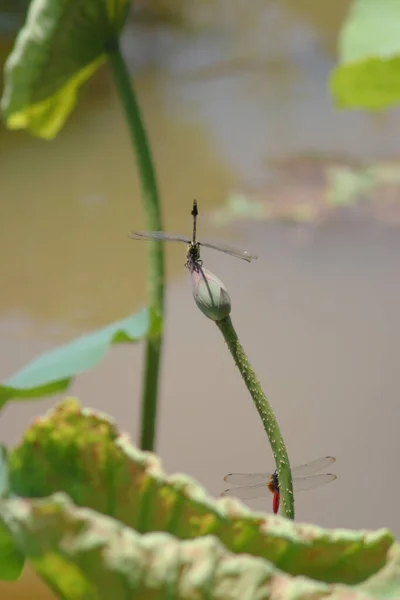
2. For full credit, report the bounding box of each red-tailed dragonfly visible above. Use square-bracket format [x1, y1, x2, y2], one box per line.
[221, 456, 337, 514]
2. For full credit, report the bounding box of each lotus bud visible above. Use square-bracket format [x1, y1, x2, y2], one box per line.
[190, 266, 231, 321]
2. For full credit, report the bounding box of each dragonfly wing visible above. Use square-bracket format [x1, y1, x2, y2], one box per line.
[223, 472, 272, 485]
[291, 456, 336, 477]
[221, 483, 270, 500]
[293, 473, 337, 492]
[198, 239, 258, 262]
[224, 457, 336, 488]
[130, 231, 191, 243]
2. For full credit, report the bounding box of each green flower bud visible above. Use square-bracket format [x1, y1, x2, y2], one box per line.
[190, 266, 231, 321]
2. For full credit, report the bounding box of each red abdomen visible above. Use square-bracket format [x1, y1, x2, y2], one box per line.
[273, 491, 280, 514]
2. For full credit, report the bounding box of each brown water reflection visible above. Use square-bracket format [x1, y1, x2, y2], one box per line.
[1, 1, 400, 597]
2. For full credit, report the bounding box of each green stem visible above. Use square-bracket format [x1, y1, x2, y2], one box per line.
[216, 316, 294, 519]
[107, 42, 164, 452]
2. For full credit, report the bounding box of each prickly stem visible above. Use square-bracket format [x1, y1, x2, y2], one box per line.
[216, 316, 294, 519]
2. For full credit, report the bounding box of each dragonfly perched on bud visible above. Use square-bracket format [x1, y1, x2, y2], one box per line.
[129, 200, 258, 271]
[221, 456, 337, 514]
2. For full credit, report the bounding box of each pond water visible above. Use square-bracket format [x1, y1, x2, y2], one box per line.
[1, 1, 400, 596]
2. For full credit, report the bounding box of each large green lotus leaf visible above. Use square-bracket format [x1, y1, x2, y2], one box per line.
[0, 446, 25, 580]
[7, 398, 395, 585]
[1, 493, 400, 599]
[1, 0, 131, 139]
[0, 309, 150, 409]
[0, 494, 347, 599]
[330, 0, 400, 110]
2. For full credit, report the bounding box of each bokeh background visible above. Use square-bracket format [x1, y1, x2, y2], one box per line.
[1, 1, 400, 597]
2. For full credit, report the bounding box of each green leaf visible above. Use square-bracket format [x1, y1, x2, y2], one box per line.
[0, 519, 25, 581]
[0, 448, 25, 580]
[1, 493, 400, 599]
[325, 166, 375, 206]
[330, 0, 400, 110]
[0, 309, 150, 409]
[325, 163, 400, 207]
[0, 495, 327, 599]
[213, 194, 266, 226]
[0, 446, 9, 499]
[8, 398, 395, 586]
[1, 0, 131, 139]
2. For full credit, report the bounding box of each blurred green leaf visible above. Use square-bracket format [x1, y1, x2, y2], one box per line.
[8, 398, 395, 586]
[325, 166, 374, 205]
[3, 492, 400, 600]
[330, 0, 400, 110]
[0, 446, 9, 499]
[0, 447, 25, 581]
[325, 163, 400, 206]
[213, 194, 266, 225]
[367, 163, 400, 186]
[0, 519, 25, 581]
[1, 0, 131, 139]
[0, 309, 150, 409]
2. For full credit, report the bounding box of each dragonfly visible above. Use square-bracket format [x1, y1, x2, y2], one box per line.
[221, 456, 337, 515]
[129, 200, 258, 270]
